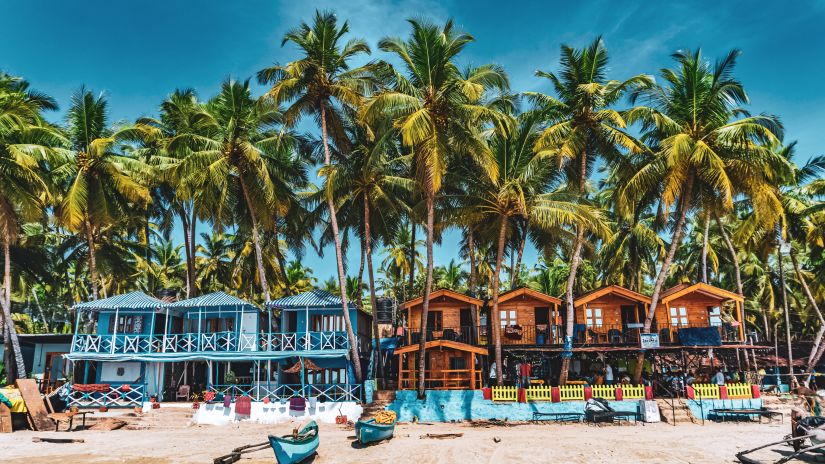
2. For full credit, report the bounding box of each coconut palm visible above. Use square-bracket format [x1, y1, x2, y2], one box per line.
[621, 49, 785, 382]
[365, 18, 510, 395]
[0, 73, 61, 380]
[258, 11, 379, 382]
[175, 79, 305, 304]
[527, 38, 651, 384]
[455, 111, 608, 384]
[57, 87, 153, 301]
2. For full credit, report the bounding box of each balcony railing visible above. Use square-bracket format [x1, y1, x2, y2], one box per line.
[398, 369, 483, 390]
[59, 382, 146, 408]
[656, 322, 742, 344]
[71, 331, 349, 355]
[401, 326, 482, 346]
[206, 383, 361, 402]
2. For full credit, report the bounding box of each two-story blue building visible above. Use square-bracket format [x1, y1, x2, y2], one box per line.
[64, 290, 367, 415]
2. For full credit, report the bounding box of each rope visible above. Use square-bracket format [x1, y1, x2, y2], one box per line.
[374, 410, 397, 424]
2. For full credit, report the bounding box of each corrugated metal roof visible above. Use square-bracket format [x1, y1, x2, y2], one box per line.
[72, 291, 164, 312]
[168, 291, 258, 310]
[267, 289, 343, 309]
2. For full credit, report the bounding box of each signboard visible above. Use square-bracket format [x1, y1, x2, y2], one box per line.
[639, 333, 660, 349]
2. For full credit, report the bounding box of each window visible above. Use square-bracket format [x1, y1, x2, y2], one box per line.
[585, 308, 603, 327]
[109, 315, 144, 334]
[708, 306, 722, 326]
[499, 310, 517, 328]
[449, 356, 467, 370]
[427, 311, 443, 331]
[670, 307, 688, 326]
[311, 315, 344, 332]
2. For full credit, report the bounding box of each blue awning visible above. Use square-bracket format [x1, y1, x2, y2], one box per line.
[72, 291, 164, 313]
[266, 290, 343, 311]
[168, 291, 260, 312]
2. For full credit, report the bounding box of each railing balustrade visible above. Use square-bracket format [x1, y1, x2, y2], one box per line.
[206, 383, 361, 402]
[71, 331, 349, 355]
[61, 383, 146, 408]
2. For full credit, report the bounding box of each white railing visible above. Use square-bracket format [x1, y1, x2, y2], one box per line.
[62, 383, 146, 408]
[207, 383, 362, 402]
[71, 331, 349, 355]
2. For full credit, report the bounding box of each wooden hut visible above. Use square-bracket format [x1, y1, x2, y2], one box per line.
[400, 289, 484, 346]
[495, 287, 562, 346]
[572, 285, 651, 344]
[394, 340, 487, 390]
[657, 283, 745, 344]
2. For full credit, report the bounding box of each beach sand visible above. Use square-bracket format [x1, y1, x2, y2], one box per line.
[0, 414, 798, 464]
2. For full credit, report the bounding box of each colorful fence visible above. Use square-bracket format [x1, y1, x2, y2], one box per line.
[492, 386, 518, 402]
[621, 385, 645, 399]
[525, 386, 553, 401]
[726, 383, 753, 399]
[591, 385, 615, 400]
[693, 383, 720, 399]
[559, 385, 585, 401]
[62, 383, 146, 408]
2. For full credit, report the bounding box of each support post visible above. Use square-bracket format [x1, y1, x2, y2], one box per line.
[111, 308, 120, 354]
[148, 307, 156, 353]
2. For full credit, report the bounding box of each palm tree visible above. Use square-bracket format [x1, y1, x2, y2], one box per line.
[57, 88, 153, 301]
[456, 111, 607, 384]
[258, 11, 379, 382]
[176, 79, 303, 304]
[365, 18, 510, 396]
[527, 38, 651, 384]
[0, 73, 60, 380]
[621, 49, 785, 382]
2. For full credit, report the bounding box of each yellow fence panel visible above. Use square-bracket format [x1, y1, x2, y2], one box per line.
[621, 385, 645, 399]
[492, 386, 518, 402]
[525, 386, 553, 401]
[559, 385, 584, 401]
[726, 383, 752, 399]
[694, 383, 720, 399]
[591, 385, 615, 400]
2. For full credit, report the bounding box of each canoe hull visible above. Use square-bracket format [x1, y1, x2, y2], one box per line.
[355, 418, 395, 445]
[269, 421, 319, 464]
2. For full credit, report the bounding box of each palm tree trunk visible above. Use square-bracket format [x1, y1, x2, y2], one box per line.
[789, 250, 825, 386]
[560, 150, 589, 386]
[84, 220, 99, 300]
[189, 207, 197, 296]
[701, 213, 710, 283]
[408, 222, 416, 295]
[364, 196, 382, 379]
[777, 244, 798, 388]
[2, 237, 26, 379]
[181, 209, 194, 298]
[238, 176, 270, 303]
[273, 222, 289, 295]
[467, 227, 477, 296]
[319, 103, 362, 383]
[633, 179, 694, 383]
[417, 194, 435, 397]
[357, 236, 366, 304]
[714, 213, 753, 369]
[512, 228, 526, 290]
[491, 215, 509, 385]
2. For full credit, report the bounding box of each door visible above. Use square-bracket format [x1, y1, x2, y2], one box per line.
[459, 308, 474, 343]
[535, 307, 550, 345]
[620, 305, 636, 326]
[43, 352, 67, 392]
[240, 312, 258, 351]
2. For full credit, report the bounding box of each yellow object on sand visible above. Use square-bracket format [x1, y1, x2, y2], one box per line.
[0, 387, 27, 413]
[374, 410, 397, 424]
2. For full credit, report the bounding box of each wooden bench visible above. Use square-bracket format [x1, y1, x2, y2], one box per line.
[531, 412, 583, 423]
[709, 408, 784, 424]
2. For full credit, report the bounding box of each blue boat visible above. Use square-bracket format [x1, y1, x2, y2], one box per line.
[268, 420, 319, 463]
[355, 418, 396, 445]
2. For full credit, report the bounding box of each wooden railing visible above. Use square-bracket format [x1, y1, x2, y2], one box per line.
[559, 385, 585, 401]
[726, 383, 752, 399]
[591, 385, 616, 400]
[621, 385, 646, 399]
[525, 386, 553, 401]
[398, 369, 482, 390]
[693, 383, 720, 399]
[492, 386, 518, 401]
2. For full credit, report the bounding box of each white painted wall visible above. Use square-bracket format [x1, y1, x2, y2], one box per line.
[194, 400, 363, 425]
[99, 362, 142, 383]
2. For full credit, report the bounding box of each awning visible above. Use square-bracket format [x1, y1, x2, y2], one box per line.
[267, 289, 344, 311]
[168, 291, 260, 312]
[72, 291, 165, 313]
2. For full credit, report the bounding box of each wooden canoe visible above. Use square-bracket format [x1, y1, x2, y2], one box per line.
[268, 420, 319, 464]
[355, 418, 395, 445]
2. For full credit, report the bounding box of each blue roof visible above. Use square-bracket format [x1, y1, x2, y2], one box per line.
[267, 290, 343, 310]
[72, 291, 164, 312]
[168, 291, 258, 310]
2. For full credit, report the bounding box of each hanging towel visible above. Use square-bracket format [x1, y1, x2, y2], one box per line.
[289, 397, 306, 412]
[223, 394, 232, 408]
[235, 396, 252, 415]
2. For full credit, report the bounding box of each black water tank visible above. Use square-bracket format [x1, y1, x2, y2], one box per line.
[375, 298, 394, 324]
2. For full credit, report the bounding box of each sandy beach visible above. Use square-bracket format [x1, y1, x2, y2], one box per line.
[0, 414, 797, 464]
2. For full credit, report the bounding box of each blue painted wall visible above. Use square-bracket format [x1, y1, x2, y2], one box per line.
[387, 390, 640, 422]
[96, 311, 155, 335]
[685, 398, 763, 420]
[284, 308, 360, 333]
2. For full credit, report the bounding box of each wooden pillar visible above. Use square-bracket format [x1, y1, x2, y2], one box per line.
[736, 300, 745, 342]
[469, 353, 476, 390]
[397, 355, 402, 390]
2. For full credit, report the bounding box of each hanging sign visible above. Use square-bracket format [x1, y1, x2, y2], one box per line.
[639, 333, 660, 349]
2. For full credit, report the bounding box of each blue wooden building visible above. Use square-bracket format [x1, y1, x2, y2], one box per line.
[64, 290, 366, 408]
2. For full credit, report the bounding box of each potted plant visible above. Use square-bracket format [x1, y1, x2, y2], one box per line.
[99, 405, 108, 413]
[191, 393, 201, 410]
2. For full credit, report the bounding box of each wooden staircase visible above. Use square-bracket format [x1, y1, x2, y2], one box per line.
[362, 390, 396, 417]
[656, 398, 697, 424]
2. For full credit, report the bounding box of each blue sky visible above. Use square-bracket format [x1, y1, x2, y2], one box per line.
[2, 0, 824, 282]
